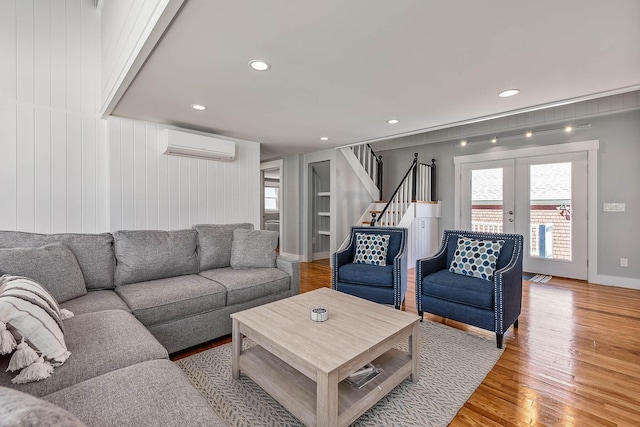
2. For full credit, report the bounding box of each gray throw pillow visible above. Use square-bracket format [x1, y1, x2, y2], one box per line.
[0, 243, 87, 303]
[230, 229, 278, 269]
[193, 223, 254, 270]
[113, 229, 199, 286]
[0, 386, 87, 427]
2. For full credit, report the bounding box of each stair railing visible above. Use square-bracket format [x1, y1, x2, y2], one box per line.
[370, 155, 436, 226]
[351, 144, 383, 200]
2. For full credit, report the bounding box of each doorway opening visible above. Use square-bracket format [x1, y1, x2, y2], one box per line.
[260, 160, 283, 252]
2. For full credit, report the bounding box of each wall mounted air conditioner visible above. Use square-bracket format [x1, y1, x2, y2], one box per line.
[161, 129, 236, 161]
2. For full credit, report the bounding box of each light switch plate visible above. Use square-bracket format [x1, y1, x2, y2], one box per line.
[603, 203, 625, 212]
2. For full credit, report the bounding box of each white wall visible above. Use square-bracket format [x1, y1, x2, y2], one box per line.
[107, 118, 261, 231]
[0, 0, 109, 233]
[0, 0, 261, 234]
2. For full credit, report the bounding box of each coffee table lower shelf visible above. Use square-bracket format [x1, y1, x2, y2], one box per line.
[238, 345, 412, 427]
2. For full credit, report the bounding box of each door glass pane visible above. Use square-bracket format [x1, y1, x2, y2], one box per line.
[471, 168, 503, 233]
[529, 162, 571, 260]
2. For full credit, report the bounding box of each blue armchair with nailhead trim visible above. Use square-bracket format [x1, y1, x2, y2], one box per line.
[332, 226, 408, 309]
[416, 230, 523, 348]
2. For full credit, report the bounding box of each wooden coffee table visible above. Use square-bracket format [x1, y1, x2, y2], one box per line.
[230, 287, 420, 427]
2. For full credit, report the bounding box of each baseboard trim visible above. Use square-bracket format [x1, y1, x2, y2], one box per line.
[279, 252, 302, 261]
[589, 274, 640, 290]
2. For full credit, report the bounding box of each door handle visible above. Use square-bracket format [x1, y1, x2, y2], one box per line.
[506, 210, 513, 215]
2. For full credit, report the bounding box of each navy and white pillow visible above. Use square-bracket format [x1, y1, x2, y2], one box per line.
[353, 233, 390, 266]
[449, 237, 504, 281]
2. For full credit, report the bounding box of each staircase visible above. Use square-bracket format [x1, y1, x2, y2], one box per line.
[370, 154, 436, 227]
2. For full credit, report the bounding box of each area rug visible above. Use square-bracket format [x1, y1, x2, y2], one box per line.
[176, 320, 504, 427]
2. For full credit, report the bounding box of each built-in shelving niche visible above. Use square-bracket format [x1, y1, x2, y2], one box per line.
[311, 162, 331, 260]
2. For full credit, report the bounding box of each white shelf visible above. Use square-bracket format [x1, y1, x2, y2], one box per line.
[317, 192, 331, 197]
[318, 212, 330, 217]
[318, 231, 331, 236]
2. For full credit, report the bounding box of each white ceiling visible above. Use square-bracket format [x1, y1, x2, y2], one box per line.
[113, 0, 640, 159]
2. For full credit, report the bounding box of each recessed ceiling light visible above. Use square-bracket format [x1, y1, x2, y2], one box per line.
[191, 104, 207, 111]
[460, 140, 467, 146]
[526, 131, 533, 137]
[565, 125, 573, 132]
[248, 60, 271, 71]
[320, 137, 329, 141]
[499, 89, 520, 98]
[387, 119, 399, 124]
[491, 137, 497, 143]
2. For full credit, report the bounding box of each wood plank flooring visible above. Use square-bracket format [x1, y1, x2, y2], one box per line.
[174, 259, 640, 426]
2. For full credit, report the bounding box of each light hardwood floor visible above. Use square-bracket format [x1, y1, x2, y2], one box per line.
[174, 260, 640, 426]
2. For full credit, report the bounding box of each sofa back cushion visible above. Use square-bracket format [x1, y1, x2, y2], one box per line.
[0, 231, 115, 290]
[0, 244, 86, 303]
[193, 223, 253, 270]
[113, 229, 198, 286]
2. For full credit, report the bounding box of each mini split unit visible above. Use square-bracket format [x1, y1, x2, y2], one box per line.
[161, 129, 236, 161]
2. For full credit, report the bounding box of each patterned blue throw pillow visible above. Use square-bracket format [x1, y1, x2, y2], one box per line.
[353, 233, 390, 266]
[449, 237, 505, 281]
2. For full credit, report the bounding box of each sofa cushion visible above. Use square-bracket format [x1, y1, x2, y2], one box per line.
[0, 244, 87, 303]
[338, 263, 394, 287]
[421, 269, 494, 310]
[230, 229, 278, 269]
[0, 275, 70, 366]
[193, 223, 253, 270]
[113, 229, 199, 287]
[43, 360, 226, 427]
[0, 231, 115, 291]
[449, 237, 504, 281]
[0, 309, 168, 397]
[60, 290, 131, 316]
[115, 275, 227, 326]
[353, 232, 390, 266]
[200, 267, 290, 305]
[0, 386, 87, 427]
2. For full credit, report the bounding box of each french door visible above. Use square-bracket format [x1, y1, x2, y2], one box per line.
[460, 152, 588, 280]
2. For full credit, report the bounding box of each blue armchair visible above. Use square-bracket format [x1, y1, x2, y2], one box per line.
[416, 230, 523, 348]
[332, 226, 408, 309]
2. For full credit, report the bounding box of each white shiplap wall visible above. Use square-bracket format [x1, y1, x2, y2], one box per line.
[0, 0, 261, 234]
[0, 0, 109, 234]
[107, 118, 261, 232]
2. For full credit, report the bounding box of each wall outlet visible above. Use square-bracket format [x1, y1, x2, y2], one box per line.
[604, 203, 626, 212]
[620, 258, 628, 267]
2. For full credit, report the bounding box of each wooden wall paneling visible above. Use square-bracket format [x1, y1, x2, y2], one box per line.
[0, 1, 16, 99]
[81, 116, 97, 232]
[188, 158, 198, 226]
[80, 0, 96, 117]
[168, 154, 180, 230]
[50, 111, 67, 233]
[108, 118, 123, 231]
[66, 114, 82, 232]
[120, 119, 135, 229]
[133, 120, 147, 229]
[16, 106, 35, 231]
[50, 0, 66, 111]
[65, 0, 82, 113]
[95, 119, 109, 232]
[157, 131, 170, 230]
[16, 0, 34, 104]
[0, 104, 18, 230]
[215, 160, 225, 223]
[35, 108, 52, 233]
[197, 159, 207, 225]
[34, 0, 51, 107]
[178, 157, 190, 229]
[145, 124, 159, 230]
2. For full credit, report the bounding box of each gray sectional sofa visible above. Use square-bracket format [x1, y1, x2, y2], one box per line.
[0, 223, 300, 426]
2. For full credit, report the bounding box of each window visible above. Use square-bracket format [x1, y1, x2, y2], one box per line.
[264, 186, 279, 211]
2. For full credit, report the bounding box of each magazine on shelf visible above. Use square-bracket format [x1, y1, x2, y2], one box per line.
[344, 363, 381, 389]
